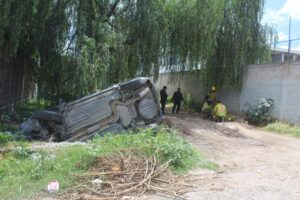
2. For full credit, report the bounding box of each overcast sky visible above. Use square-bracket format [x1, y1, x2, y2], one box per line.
[263, 0, 300, 50]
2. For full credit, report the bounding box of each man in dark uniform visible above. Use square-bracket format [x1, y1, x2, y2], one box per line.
[172, 88, 184, 114]
[160, 86, 168, 114]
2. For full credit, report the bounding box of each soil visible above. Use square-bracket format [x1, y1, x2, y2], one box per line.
[162, 111, 300, 200]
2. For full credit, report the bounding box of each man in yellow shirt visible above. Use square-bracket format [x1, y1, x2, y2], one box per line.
[201, 99, 212, 119]
[213, 100, 227, 122]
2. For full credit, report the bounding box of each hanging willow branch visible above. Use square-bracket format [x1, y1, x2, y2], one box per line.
[0, 0, 274, 103]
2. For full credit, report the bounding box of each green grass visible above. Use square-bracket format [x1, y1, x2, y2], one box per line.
[0, 145, 93, 200]
[0, 127, 216, 199]
[263, 122, 300, 138]
[0, 133, 15, 146]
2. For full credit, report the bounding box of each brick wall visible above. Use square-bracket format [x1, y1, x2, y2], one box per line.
[0, 58, 34, 112]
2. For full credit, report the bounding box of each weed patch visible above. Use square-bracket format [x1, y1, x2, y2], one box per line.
[263, 122, 300, 138]
[0, 127, 215, 199]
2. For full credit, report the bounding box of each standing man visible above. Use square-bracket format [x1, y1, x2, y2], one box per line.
[160, 86, 168, 114]
[172, 88, 184, 114]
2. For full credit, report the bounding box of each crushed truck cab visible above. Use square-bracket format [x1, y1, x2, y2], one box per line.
[21, 77, 163, 141]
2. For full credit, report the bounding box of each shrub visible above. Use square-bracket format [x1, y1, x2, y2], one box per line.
[91, 128, 200, 169]
[0, 133, 14, 146]
[167, 95, 173, 103]
[3, 100, 51, 123]
[183, 93, 202, 112]
[245, 98, 274, 125]
[0, 123, 17, 132]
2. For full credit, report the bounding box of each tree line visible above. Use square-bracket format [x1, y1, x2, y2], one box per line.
[0, 0, 274, 103]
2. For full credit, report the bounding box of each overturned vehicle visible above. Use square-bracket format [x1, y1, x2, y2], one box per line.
[21, 77, 163, 141]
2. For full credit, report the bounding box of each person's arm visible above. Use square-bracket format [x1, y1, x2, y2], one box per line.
[172, 92, 176, 101]
[213, 104, 218, 114]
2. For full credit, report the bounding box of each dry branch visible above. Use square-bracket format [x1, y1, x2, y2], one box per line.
[61, 150, 207, 200]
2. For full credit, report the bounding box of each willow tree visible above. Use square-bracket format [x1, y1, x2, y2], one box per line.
[160, 0, 272, 87]
[0, 0, 272, 103]
[205, 0, 272, 86]
[0, 0, 72, 103]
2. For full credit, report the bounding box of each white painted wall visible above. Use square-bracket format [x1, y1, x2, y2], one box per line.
[155, 61, 300, 124]
[241, 62, 300, 123]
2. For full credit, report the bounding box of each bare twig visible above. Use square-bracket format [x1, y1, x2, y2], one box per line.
[61, 150, 207, 200]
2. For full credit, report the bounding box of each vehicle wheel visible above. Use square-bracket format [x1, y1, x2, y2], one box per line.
[32, 110, 63, 123]
[119, 77, 149, 91]
[137, 97, 158, 120]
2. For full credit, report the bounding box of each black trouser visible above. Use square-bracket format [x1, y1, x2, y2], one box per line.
[172, 102, 181, 113]
[161, 101, 166, 114]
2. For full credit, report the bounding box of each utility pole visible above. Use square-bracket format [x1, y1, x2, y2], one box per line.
[288, 17, 291, 62]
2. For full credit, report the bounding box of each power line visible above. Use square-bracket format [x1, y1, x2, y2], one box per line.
[276, 37, 300, 44]
[267, 37, 300, 45]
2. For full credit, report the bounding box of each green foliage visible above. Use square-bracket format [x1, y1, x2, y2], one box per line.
[263, 122, 300, 138]
[0, 145, 92, 200]
[3, 100, 50, 123]
[204, 0, 273, 86]
[91, 128, 210, 170]
[0, 0, 273, 103]
[245, 98, 274, 126]
[167, 95, 173, 103]
[183, 93, 202, 112]
[0, 133, 14, 146]
[0, 123, 17, 132]
[0, 128, 215, 199]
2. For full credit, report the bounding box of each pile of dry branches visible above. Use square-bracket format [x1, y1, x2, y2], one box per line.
[61, 149, 202, 200]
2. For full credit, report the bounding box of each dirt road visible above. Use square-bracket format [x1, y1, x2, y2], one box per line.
[165, 112, 300, 200]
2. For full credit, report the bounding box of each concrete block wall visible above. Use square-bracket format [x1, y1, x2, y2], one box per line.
[155, 71, 206, 103]
[155, 61, 300, 124]
[217, 86, 241, 114]
[241, 62, 300, 123]
[240, 64, 284, 117]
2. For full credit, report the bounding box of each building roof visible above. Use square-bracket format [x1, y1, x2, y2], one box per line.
[271, 47, 300, 55]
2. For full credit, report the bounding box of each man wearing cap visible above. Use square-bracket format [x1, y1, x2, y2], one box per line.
[160, 86, 168, 114]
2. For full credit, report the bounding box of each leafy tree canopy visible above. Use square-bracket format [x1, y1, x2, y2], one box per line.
[0, 0, 274, 103]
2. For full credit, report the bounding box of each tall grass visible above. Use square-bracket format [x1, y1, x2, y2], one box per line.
[263, 122, 300, 138]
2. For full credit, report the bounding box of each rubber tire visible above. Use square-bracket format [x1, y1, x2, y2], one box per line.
[32, 110, 63, 123]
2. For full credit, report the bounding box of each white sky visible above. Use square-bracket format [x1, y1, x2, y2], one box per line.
[263, 0, 300, 50]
